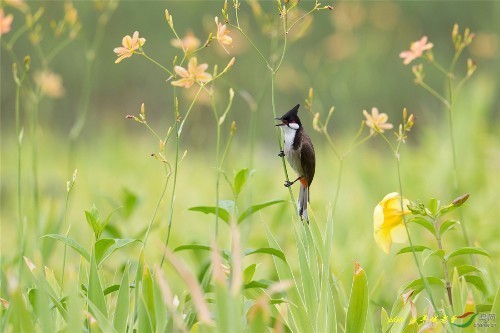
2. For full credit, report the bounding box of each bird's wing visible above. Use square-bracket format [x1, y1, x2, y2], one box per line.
[299, 133, 315, 186]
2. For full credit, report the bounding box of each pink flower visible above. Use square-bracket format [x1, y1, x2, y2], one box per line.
[113, 31, 146, 64]
[0, 9, 14, 35]
[171, 30, 201, 53]
[215, 16, 232, 54]
[363, 107, 393, 134]
[171, 57, 212, 89]
[399, 36, 434, 65]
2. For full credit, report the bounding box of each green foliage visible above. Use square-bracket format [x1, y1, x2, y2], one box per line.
[1, 1, 498, 333]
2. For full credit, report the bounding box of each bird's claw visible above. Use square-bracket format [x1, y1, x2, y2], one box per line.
[284, 180, 293, 187]
[278, 150, 285, 157]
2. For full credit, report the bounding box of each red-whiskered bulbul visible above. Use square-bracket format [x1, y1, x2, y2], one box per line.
[276, 104, 316, 222]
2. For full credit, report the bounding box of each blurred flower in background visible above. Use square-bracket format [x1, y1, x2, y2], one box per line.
[171, 30, 201, 53]
[215, 16, 232, 54]
[399, 36, 433, 65]
[0, 8, 14, 35]
[34, 70, 65, 98]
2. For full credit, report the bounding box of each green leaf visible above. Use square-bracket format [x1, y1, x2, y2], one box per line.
[345, 262, 368, 333]
[408, 217, 436, 236]
[85, 209, 100, 239]
[174, 244, 211, 253]
[142, 265, 156, 330]
[464, 275, 488, 295]
[445, 247, 490, 260]
[87, 298, 117, 333]
[396, 246, 430, 255]
[456, 264, 482, 276]
[188, 206, 230, 223]
[238, 200, 286, 223]
[381, 307, 389, 332]
[243, 264, 257, 284]
[88, 251, 107, 318]
[422, 249, 444, 266]
[43, 234, 90, 262]
[439, 219, 459, 236]
[103, 284, 120, 296]
[244, 280, 272, 290]
[101, 207, 122, 235]
[400, 277, 444, 295]
[234, 168, 253, 196]
[428, 198, 440, 216]
[113, 264, 130, 333]
[244, 247, 286, 262]
[94, 238, 138, 266]
[121, 188, 139, 218]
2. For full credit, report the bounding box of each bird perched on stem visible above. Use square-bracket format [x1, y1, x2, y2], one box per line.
[276, 104, 316, 222]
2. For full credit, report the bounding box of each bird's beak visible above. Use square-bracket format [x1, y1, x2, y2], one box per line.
[275, 117, 285, 126]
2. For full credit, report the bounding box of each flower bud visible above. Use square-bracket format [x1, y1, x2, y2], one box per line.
[452, 23, 459, 43]
[466, 58, 477, 77]
[452, 193, 470, 207]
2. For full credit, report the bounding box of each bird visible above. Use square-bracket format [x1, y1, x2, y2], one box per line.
[275, 104, 316, 222]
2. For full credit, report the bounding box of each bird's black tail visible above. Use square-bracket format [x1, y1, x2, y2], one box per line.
[298, 185, 309, 223]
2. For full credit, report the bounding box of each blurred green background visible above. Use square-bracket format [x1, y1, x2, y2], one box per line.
[1, 0, 499, 308]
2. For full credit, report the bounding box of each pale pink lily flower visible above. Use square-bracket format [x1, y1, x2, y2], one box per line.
[171, 30, 201, 53]
[215, 16, 232, 54]
[0, 9, 14, 35]
[399, 36, 434, 65]
[171, 57, 212, 89]
[34, 70, 65, 98]
[113, 31, 146, 64]
[363, 107, 393, 134]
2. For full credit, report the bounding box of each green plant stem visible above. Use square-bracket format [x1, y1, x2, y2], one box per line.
[31, 99, 40, 233]
[143, 164, 171, 247]
[141, 52, 173, 75]
[15, 67, 27, 288]
[417, 81, 450, 109]
[271, 74, 296, 209]
[160, 101, 181, 268]
[395, 157, 439, 314]
[378, 131, 439, 313]
[446, 66, 474, 261]
[432, 217, 453, 306]
[68, 4, 115, 171]
[61, 185, 74, 289]
[211, 96, 222, 238]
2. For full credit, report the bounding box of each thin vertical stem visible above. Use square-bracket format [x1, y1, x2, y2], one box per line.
[160, 101, 181, 268]
[395, 156, 439, 313]
[432, 217, 453, 306]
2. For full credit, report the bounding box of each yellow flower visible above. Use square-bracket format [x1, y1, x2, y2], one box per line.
[171, 57, 212, 89]
[113, 31, 146, 64]
[171, 30, 200, 53]
[34, 70, 65, 98]
[0, 9, 14, 35]
[363, 107, 393, 134]
[374, 192, 410, 254]
[215, 16, 232, 54]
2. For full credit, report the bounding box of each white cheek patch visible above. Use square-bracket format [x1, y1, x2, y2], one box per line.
[288, 123, 300, 130]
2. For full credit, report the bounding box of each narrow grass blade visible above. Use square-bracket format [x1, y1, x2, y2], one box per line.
[237, 200, 285, 223]
[345, 261, 368, 333]
[88, 251, 107, 319]
[43, 234, 90, 262]
[113, 263, 130, 333]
